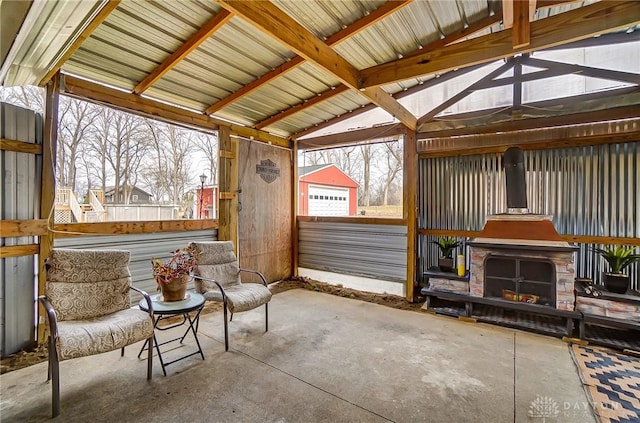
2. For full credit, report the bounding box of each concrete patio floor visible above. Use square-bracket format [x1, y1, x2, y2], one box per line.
[1, 288, 594, 422]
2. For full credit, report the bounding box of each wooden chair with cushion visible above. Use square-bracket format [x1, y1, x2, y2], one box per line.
[39, 249, 155, 417]
[190, 241, 272, 351]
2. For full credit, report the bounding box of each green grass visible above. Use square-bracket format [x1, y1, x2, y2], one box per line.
[357, 205, 402, 217]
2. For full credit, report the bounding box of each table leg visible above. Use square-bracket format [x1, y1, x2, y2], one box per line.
[137, 317, 168, 376]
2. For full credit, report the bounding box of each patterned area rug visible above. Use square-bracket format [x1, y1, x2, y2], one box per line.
[571, 345, 640, 423]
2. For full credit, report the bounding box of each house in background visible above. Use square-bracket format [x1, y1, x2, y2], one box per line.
[196, 185, 218, 219]
[104, 186, 153, 204]
[299, 164, 359, 216]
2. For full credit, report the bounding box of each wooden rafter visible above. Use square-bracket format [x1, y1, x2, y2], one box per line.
[39, 0, 121, 86]
[217, 0, 417, 130]
[204, 0, 411, 114]
[133, 10, 232, 95]
[61, 74, 290, 148]
[403, 13, 501, 60]
[298, 123, 407, 150]
[359, 1, 640, 88]
[255, 85, 350, 129]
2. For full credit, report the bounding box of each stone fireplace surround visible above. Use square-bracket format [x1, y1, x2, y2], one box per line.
[468, 244, 576, 311]
[468, 214, 578, 311]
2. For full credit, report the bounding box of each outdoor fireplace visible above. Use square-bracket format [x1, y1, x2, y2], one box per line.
[484, 256, 555, 307]
[467, 147, 577, 311]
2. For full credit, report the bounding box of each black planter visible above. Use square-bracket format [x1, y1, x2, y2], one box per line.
[438, 257, 454, 272]
[603, 273, 629, 294]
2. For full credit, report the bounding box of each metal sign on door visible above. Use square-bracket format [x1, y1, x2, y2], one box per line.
[256, 159, 280, 183]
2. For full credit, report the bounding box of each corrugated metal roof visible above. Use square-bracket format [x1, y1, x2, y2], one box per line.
[2, 0, 636, 140]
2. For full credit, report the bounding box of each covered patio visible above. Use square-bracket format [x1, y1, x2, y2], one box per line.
[1, 0, 639, 421]
[1, 288, 594, 422]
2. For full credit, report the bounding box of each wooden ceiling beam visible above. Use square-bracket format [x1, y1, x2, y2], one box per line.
[133, 10, 232, 95]
[39, 0, 120, 86]
[61, 75, 290, 148]
[217, 0, 417, 131]
[298, 123, 407, 150]
[255, 85, 350, 129]
[359, 1, 640, 88]
[205, 0, 411, 115]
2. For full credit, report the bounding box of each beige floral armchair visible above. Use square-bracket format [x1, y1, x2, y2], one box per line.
[39, 249, 155, 417]
[190, 241, 272, 351]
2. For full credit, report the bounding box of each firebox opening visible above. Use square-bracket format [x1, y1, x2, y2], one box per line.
[484, 255, 556, 307]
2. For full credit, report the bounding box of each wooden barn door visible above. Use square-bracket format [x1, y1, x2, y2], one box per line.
[237, 139, 292, 282]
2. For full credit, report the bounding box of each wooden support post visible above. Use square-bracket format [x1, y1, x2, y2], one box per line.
[291, 140, 299, 277]
[403, 130, 418, 302]
[217, 126, 239, 254]
[38, 73, 60, 344]
[512, 0, 531, 49]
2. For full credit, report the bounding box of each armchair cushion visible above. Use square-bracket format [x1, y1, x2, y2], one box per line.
[46, 249, 131, 320]
[202, 283, 272, 314]
[56, 308, 154, 361]
[191, 241, 241, 288]
[46, 279, 130, 321]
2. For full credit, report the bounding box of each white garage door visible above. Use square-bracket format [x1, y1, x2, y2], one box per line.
[308, 185, 349, 216]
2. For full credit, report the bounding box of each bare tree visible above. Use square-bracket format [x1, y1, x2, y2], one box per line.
[0, 86, 44, 113]
[300, 150, 330, 166]
[192, 131, 218, 184]
[379, 141, 403, 206]
[57, 97, 98, 190]
[141, 120, 193, 205]
[359, 144, 373, 206]
[101, 111, 150, 204]
[85, 107, 115, 195]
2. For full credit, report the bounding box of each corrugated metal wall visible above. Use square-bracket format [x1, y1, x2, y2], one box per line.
[55, 230, 217, 303]
[1, 103, 41, 357]
[418, 142, 639, 288]
[298, 220, 407, 283]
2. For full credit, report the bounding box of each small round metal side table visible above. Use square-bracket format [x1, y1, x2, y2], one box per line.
[138, 292, 205, 375]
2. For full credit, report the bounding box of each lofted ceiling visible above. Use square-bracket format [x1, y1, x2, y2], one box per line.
[1, 0, 639, 142]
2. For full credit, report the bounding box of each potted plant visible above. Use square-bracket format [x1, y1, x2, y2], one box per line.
[594, 245, 640, 294]
[151, 245, 201, 301]
[432, 236, 461, 272]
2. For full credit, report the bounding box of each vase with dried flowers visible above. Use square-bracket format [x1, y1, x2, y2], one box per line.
[151, 245, 201, 301]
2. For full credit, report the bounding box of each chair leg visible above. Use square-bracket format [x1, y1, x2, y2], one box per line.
[50, 341, 60, 418]
[146, 335, 153, 380]
[223, 304, 229, 351]
[265, 303, 269, 332]
[47, 336, 52, 382]
[121, 347, 125, 357]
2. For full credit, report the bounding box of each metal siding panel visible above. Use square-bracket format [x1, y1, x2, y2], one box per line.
[418, 143, 640, 289]
[298, 221, 407, 282]
[1, 103, 39, 357]
[54, 230, 217, 304]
